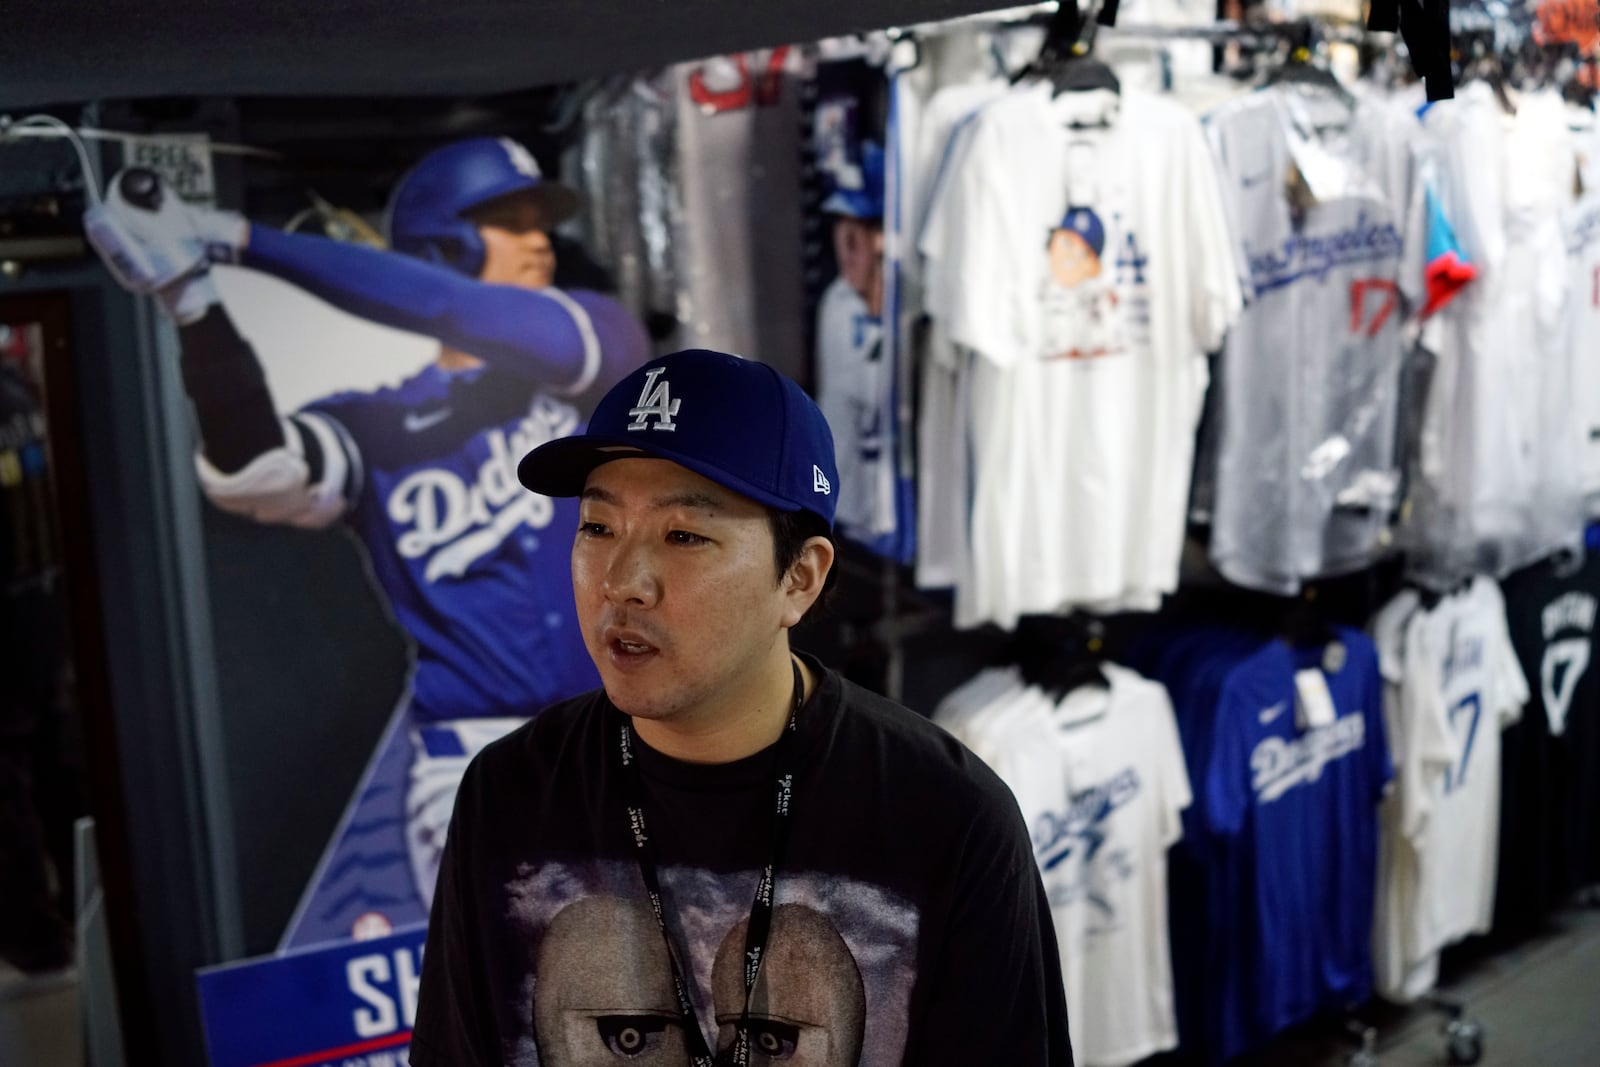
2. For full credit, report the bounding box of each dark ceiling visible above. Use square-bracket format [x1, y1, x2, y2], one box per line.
[1, 0, 1011, 109]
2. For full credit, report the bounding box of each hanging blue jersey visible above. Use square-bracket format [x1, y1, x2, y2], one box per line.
[1204, 628, 1392, 1056]
[1139, 626, 1266, 1065]
[304, 365, 603, 722]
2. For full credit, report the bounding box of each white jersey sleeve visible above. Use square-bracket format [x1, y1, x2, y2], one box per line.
[919, 97, 1033, 367]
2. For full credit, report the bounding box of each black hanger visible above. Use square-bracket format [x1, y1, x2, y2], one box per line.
[1050, 53, 1122, 97]
[1012, 1, 1122, 98]
[1411, 572, 1473, 611]
[1279, 585, 1338, 649]
[1013, 614, 1111, 700]
[1263, 20, 1355, 107]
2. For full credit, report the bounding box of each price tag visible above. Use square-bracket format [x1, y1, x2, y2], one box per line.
[1295, 668, 1339, 731]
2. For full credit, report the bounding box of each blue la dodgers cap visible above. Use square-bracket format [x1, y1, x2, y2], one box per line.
[517, 348, 839, 527]
[1055, 205, 1106, 259]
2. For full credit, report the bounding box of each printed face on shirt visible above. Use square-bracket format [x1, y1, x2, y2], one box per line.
[533, 896, 689, 1066]
[1046, 229, 1102, 290]
[469, 191, 558, 289]
[573, 458, 816, 728]
[712, 903, 866, 1066]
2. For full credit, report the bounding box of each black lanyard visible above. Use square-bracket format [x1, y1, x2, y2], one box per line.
[616, 658, 805, 1067]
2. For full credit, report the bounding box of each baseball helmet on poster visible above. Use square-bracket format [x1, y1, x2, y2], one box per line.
[385, 136, 581, 277]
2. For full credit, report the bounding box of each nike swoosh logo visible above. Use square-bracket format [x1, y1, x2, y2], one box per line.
[404, 409, 452, 433]
[1241, 171, 1273, 189]
[1259, 701, 1287, 725]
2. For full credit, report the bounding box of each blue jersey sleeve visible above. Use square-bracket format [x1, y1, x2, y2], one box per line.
[242, 226, 648, 392]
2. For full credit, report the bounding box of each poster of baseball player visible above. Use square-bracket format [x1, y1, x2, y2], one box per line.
[1041, 204, 1128, 362]
[83, 136, 652, 948]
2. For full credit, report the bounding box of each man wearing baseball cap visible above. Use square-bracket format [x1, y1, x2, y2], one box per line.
[411, 349, 1072, 1067]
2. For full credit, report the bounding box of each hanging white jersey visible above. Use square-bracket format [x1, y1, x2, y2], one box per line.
[982, 667, 1191, 1067]
[908, 84, 1005, 590]
[921, 86, 1240, 627]
[1372, 578, 1528, 1000]
[1205, 87, 1427, 594]
[1567, 192, 1600, 513]
[1409, 85, 1584, 580]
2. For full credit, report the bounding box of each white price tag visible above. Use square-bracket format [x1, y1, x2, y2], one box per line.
[124, 134, 216, 208]
[1295, 668, 1339, 731]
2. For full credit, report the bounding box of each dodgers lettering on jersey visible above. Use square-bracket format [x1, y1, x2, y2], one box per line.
[1250, 713, 1368, 803]
[308, 365, 600, 723]
[1032, 768, 1142, 875]
[389, 404, 572, 582]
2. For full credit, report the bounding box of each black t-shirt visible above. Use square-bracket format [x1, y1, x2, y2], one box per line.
[410, 655, 1073, 1066]
[1495, 554, 1600, 933]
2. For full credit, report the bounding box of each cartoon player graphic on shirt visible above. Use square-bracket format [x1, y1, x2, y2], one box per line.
[1040, 204, 1127, 361]
[82, 137, 651, 946]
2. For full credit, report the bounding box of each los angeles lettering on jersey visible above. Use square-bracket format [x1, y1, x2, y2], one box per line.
[389, 394, 579, 581]
[1246, 212, 1404, 296]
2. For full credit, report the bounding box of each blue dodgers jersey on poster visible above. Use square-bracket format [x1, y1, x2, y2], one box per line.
[1204, 628, 1392, 1054]
[306, 364, 600, 722]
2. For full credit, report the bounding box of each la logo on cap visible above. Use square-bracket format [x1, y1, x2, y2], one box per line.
[627, 368, 681, 432]
[813, 465, 831, 495]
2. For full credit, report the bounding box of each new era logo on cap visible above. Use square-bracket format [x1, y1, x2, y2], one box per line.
[516, 349, 840, 528]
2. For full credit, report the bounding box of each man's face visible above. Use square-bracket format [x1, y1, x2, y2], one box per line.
[1047, 229, 1101, 290]
[832, 217, 884, 308]
[534, 896, 688, 1066]
[471, 192, 557, 289]
[573, 458, 799, 726]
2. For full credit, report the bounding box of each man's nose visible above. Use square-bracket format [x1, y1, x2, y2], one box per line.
[602, 539, 660, 607]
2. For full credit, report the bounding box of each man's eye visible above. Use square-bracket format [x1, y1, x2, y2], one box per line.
[595, 1014, 674, 1058]
[737, 1019, 799, 1060]
[578, 521, 610, 537]
[667, 530, 708, 546]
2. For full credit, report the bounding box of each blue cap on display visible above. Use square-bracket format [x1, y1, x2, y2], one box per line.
[517, 349, 840, 527]
[1054, 205, 1106, 259]
[821, 141, 886, 221]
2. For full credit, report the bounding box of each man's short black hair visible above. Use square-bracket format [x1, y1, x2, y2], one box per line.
[769, 508, 839, 613]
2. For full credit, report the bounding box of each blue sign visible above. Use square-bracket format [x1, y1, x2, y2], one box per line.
[197, 925, 426, 1067]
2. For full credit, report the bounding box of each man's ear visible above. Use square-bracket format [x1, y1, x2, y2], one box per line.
[781, 535, 835, 628]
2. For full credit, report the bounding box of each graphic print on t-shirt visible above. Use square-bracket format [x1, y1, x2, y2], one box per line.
[1031, 767, 1142, 927]
[504, 861, 919, 1067]
[1539, 590, 1596, 736]
[1039, 203, 1130, 362]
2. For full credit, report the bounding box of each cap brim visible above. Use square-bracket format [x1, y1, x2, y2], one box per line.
[469, 181, 583, 230]
[518, 433, 804, 513]
[821, 191, 883, 220]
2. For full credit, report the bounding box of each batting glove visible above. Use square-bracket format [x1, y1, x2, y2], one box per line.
[83, 169, 246, 290]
